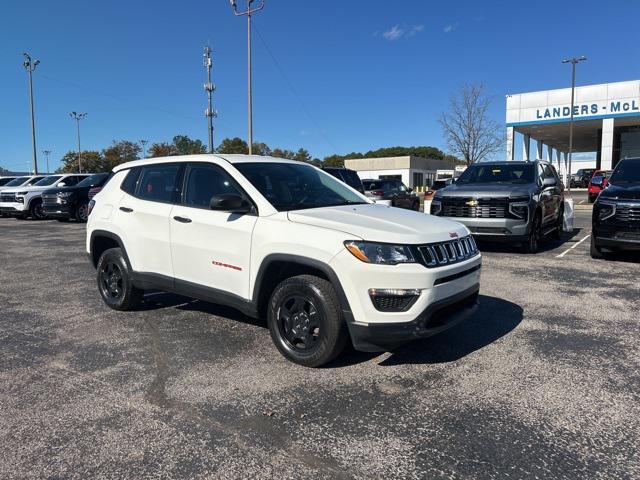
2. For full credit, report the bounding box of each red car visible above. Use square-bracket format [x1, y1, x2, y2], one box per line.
[588, 170, 612, 203]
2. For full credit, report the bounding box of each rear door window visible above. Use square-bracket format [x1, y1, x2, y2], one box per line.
[136, 164, 182, 203]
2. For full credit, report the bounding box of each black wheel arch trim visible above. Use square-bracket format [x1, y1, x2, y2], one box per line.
[89, 230, 133, 270]
[252, 253, 353, 322]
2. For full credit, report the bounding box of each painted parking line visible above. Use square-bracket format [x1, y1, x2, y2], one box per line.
[578, 200, 586, 204]
[555, 234, 591, 258]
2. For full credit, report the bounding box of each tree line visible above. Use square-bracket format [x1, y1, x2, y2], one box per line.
[50, 136, 458, 173]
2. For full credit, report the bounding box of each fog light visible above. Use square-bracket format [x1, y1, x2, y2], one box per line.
[369, 288, 421, 312]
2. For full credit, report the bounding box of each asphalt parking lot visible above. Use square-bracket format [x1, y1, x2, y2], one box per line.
[1, 209, 638, 479]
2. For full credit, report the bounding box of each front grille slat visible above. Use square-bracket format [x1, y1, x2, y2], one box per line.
[616, 205, 640, 224]
[1, 193, 17, 203]
[418, 234, 479, 268]
[442, 197, 508, 218]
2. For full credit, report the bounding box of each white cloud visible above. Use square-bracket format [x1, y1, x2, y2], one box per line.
[382, 25, 404, 41]
[443, 22, 459, 33]
[381, 24, 424, 41]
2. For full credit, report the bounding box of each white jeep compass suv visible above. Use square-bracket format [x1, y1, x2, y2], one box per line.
[87, 155, 482, 367]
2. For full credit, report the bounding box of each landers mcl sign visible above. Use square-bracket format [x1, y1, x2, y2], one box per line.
[536, 100, 640, 120]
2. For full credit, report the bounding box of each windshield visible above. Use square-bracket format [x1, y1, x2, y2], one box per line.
[0, 177, 16, 186]
[609, 159, 640, 184]
[34, 175, 62, 187]
[5, 176, 30, 187]
[77, 173, 109, 188]
[456, 164, 535, 185]
[234, 162, 367, 211]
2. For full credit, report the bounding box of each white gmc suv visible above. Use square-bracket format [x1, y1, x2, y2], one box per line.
[87, 155, 482, 366]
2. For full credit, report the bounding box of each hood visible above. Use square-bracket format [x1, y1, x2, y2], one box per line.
[287, 203, 469, 244]
[437, 183, 534, 198]
[42, 186, 83, 195]
[0, 185, 49, 194]
[600, 183, 640, 200]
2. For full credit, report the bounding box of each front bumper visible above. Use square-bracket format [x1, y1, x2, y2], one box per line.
[347, 284, 479, 352]
[439, 216, 530, 242]
[42, 204, 73, 218]
[0, 203, 27, 216]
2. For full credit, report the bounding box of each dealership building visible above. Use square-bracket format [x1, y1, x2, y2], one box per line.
[343, 156, 457, 188]
[506, 80, 640, 172]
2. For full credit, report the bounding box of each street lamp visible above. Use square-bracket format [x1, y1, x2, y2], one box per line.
[69, 112, 87, 173]
[562, 55, 587, 190]
[42, 150, 51, 174]
[23, 53, 40, 174]
[229, 0, 266, 155]
[140, 139, 148, 158]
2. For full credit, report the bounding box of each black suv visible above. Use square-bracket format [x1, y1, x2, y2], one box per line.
[322, 167, 365, 194]
[42, 173, 110, 222]
[362, 178, 420, 211]
[431, 160, 564, 253]
[591, 157, 640, 258]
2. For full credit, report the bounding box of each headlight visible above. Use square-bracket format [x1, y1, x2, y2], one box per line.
[597, 201, 616, 221]
[16, 191, 28, 196]
[508, 196, 529, 220]
[430, 198, 442, 215]
[344, 241, 415, 265]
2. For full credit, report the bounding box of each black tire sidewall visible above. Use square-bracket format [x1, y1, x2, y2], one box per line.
[268, 276, 345, 367]
[75, 202, 89, 223]
[29, 199, 45, 220]
[96, 248, 142, 311]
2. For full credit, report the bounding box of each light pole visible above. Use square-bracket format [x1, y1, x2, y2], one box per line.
[23, 53, 40, 174]
[204, 46, 216, 153]
[229, 0, 265, 155]
[69, 112, 87, 173]
[42, 150, 51, 173]
[562, 55, 587, 190]
[140, 139, 148, 158]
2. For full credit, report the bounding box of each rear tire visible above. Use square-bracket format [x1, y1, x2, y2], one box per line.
[75, 201, 89, 223]
[552, 205, 564, 240]
[412, 200, 420, 211]
[268, 274, 347, 367]
[96, 247, 143, 311]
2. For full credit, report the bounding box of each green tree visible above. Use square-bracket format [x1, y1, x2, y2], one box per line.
[271, 148, 295, 160]
[218, 137, 249, 154]
[59, 150, 106, 173]
[0, 166, 9, 174]
[103, 140, 141, 170]
[173, 135, 207, 155]
[251, 142, 271, 156]
[148, 142, 178, 158]
[322, 155, 345, 167]
[293, 148, 312, 163]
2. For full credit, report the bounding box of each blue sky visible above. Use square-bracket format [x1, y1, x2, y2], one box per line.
[1, 0, 640, 172]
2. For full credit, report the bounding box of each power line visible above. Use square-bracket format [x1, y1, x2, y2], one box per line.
[252, 21, 339, 153]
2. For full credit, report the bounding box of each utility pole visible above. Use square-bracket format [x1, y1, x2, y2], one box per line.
[140, 139, 148, 158]
[42, 150, 51, 174]
[203, 46, 216, 153]
[23, 53, 40, 174]
[229, 0, 265, 155]
[562, 56, 587, 190]
[69, 112, 87, 173]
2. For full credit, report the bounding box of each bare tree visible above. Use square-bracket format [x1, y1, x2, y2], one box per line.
[439, 83, 503, 164]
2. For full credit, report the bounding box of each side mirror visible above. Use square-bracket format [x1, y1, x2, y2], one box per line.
[57, 182, 66, 187]
[210, 193, 252, 214]
[542, 177, 555, 187]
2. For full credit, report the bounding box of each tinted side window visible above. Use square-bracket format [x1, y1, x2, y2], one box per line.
[137, 164, 182, 203]
[542, 165, 556, 183]
[120, 168, 141, 195]
[342, 170, 363, 190]
[184, 164, 244, 208]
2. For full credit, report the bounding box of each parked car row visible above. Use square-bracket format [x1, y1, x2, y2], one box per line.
[0, 173, 110, 222]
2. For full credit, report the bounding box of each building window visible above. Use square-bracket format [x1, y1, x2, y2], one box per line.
[412, 172, 424, 187]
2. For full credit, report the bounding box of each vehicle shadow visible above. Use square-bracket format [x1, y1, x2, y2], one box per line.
[476, 227, 583, 254]
[333, 295, 523, 367]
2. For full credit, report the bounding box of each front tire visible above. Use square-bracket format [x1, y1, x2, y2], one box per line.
[96, 247, 143, 311]
[29, 199, 46, 220]
[268, 274, 348, 367]
[523, 211, 542, 254]
[590, 236, 605, 259]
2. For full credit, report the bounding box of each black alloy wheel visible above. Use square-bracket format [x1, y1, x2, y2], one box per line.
[96, 247, 143, 311]
[268, 275, 347, 367]
[29, 199, 46, 220]
[277, 294, 321, 353]
[76, 202, 89, 223]
[524, 212, 542, 253]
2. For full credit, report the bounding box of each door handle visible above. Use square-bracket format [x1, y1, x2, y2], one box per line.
[119, 207, 133, 213]
[173, 215, 192, 223]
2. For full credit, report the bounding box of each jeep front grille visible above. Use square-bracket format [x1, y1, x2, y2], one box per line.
[418, 235, 479, 267]
[441, 197, 507, 218]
